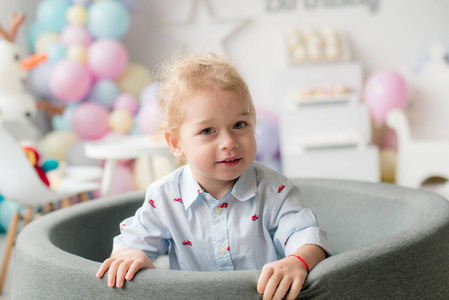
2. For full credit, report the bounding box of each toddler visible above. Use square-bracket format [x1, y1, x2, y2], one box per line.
[96, 53, 331, 300]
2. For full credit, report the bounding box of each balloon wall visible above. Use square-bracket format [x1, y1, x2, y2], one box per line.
[27, 0, 162, 196]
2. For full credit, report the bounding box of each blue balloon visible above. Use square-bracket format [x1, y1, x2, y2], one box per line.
[26, 21, 50, 52]
[36, 0, 71, 33]
[47, 43, 67, 65]
[89, 79, 121, 108]
[0, 198, 25, 232]
[52, 103, 77, 131]
[87, 1, 130, 39]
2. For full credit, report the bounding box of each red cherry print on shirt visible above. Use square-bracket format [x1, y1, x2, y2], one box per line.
[278, 184, 285, 193]
[252, 214, 259, 221]
[227, 246, 230, 251]
[218, 203, 228, 208]
[149, 199, 156, 208]
[174, 198, 183, 203]
[182, 240, 192, 246]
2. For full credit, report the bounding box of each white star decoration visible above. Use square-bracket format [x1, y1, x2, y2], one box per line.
[157, 0, 249, 55]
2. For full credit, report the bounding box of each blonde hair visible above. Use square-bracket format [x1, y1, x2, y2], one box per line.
[156, 52, 256, 132]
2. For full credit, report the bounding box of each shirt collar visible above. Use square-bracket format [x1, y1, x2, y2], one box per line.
[179, 163, 258, 210]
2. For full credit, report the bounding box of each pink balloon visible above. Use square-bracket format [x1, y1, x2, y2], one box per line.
[60, 25, 92, 47]
[364, 70, 408, 122]
[49, 60, 92, 103]
[71, 102, 110, 140]
[87, 39, 128, 79]
[113, 93, 139, 115]
[110, 164, 135, 195]
[136, 100, 162, 135]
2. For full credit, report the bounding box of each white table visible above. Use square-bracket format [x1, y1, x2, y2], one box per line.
[84, 135, 176, 196]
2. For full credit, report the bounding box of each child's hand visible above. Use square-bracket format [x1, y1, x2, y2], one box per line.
[96, 248, 156, 288]
[257, 256, 308, 300]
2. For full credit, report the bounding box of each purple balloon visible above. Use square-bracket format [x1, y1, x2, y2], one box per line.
[29, 62, 53, 99]
[256, 118, 279, 159]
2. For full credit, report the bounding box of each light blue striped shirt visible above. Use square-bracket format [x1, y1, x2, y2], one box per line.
[113, 162, 331, 271]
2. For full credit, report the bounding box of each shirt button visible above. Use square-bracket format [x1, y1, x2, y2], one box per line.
[215, 207, 223, 215]
[219, 247, 227, 255]
[205, 195, 212, 201]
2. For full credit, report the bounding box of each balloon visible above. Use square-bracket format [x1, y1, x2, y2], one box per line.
[108, 109, 133, 133]
[46, 43, 66, 64]
[140, 82, 160, 104]
[71, 102, 110, 140]
[89, 79, 120, 108]
[52, 104, 76, 131]
[116, 63, 152, 97]
[49, 60, 92, 102]
[73, 0, 91, 5]
[26, 21, 49, 52]
[34, 32, 60, 54]
[66, 44, 87, 63]
[66, 5, 88, 26]
[87, 39, 128, 79]
[121, 0, 141, 13]
[114, 93, 139, 115]
[255, 118, 279, 160]
[36, 0, 71, 32]
[67, 141, 102, 166]
[87, 1, 130, 39]
[110, 164, 135, 195]
[0, 197, 25, 232]
[60, 25, 92, 47]
[364, 70, 408, 122]
[136, 100, 163, 135]
[29, 62, 53, 98]
[134, 154, 174, 190]
[41, 130, 79, 161]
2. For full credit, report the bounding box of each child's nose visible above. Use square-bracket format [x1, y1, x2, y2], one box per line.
[219, 131, 238, 150]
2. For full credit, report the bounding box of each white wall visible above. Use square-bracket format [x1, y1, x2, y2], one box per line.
[2, 0, 449, 117]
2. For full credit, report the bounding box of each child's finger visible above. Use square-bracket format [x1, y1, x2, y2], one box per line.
[125, 260, 144, 280]
[286, 280, 302, 300]
[116, 260, 133, 288]
[257, 266, 274, 294]
[107, 259, 122, 287]
[96, 258, 113, 278]
[262, 272, 282, 300]
[273, 277, 292, 300]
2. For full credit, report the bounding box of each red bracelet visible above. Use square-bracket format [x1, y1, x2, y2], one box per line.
[288, 254, 310, 273]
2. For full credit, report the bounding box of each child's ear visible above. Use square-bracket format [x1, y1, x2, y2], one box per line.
[165, 130, 185, 158]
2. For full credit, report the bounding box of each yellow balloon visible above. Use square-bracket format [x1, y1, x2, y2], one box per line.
[35, 32, 60, 54]
[67, 44, 87, 62]
[134, 154, 175, 190]
[116, 63, 152, 98]
[41, 131, 79, 162]
[108, 109, 134, 133]
[380, 148, 397, 183]
[66, 5, 88, 25]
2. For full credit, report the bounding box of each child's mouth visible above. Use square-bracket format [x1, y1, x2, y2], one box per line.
[218, 158, 241, 166]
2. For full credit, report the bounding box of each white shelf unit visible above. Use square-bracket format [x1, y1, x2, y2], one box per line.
[277, 62, 380, 182]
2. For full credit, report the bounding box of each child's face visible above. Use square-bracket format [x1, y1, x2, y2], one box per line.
[166, 89, 257, 196]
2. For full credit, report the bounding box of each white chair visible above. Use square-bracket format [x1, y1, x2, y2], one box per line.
[386, 108, 449, 188]
[0, 125, 101, 293]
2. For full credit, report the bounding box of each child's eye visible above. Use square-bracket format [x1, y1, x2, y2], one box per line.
[201, 128, 215, 135]
[233, 122, 246, 129]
